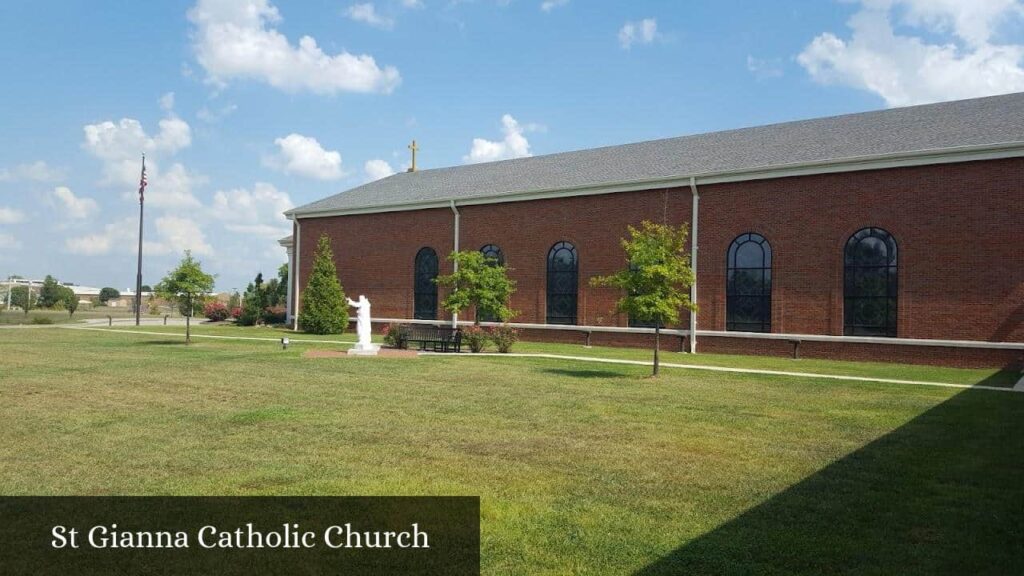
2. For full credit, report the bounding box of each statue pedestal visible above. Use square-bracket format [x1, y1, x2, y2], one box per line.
[347, 343, 381, 356]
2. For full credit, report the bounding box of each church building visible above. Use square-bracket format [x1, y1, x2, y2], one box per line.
[282, 93, 1024, 368]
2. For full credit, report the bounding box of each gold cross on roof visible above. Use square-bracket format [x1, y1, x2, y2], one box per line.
[407, 140, 419, 172]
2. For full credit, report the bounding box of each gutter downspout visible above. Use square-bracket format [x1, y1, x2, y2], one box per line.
[689, 177, 699, 354]
[450, 201, 461, 329]
[293, 219, 301, 331]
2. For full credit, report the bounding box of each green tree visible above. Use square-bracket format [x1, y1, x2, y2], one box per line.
[154, 251, 216, 344]
[298, 235, 347, 334]
[237, 281, 262, 326]
[227, 291, 241, 311]
[59, 286, 79, 318]
[98, 287, 120, 304]
[435, 250, 517, 325]
[140, 284, 153, 293]
[590, 221, 697, 376]
[277, 263, 289, 302]
[37, 275, 63, 308]
[264, 277, 281, 307]
[10, 285, 33, 314]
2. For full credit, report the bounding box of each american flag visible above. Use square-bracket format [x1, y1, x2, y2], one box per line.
[138, 154, 147, 201]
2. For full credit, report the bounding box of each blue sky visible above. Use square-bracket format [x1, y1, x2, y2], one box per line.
[1, 0, 1022, 291]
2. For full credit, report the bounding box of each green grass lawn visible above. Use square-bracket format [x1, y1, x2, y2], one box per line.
[0, 308, 179, 325]
[1, 327, 1022, 574]
[99, 322, 1021, 387]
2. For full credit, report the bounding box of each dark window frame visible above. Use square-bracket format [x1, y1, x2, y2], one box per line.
[479, 244, 505, 266]
[413, 247, 439, 320]
[726, 232, 772, 333]
[843, 227, 898, 337]
[477, 244, 506, 322]
[546, 241, 578, 325]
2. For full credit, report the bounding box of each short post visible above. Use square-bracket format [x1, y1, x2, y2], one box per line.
[679, 335, 685, 352]
[791, 339, 801, 360]
[164, 315, 169, 326]
[107, 315, 112, 327]
[585, 331, 592, 347]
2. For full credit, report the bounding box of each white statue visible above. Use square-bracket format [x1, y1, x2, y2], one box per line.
[347, 295, 379, 355]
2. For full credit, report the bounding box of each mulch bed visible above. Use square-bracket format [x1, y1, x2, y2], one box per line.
[303, 348, 419, 359]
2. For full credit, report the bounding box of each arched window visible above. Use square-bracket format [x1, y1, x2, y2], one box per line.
[477, 244, 506, 323]
[726, 233, 772, 333]
[414, 247, 438, 320]
[844, 227, 897, 337]
[480, 244, 505, 266]
[546, 241, 578, 325]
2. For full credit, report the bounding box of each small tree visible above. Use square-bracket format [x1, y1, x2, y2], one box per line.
[276, 263, 289, 303]
[98, 287, 120, 304]
[10, 285, 33, 315]
[154, 251, 216, 344]
[60, 286, 79, 318]
[435, 250, 517, 325]
[298, 234, 347, 334]
[591, 221, 696, 376]
[227, 291, 241, 311]
[37, 275, 63, 308]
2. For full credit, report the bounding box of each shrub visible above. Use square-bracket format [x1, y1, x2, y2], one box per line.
[382, 323, 409, 348]
[262, 306, 287, 325]
[463, 325, 489, 353]
[230, 307, 242, 319]
[236, 292, 263, 326]
[30, 316, 54, 325]
[203, 301, 230, 322]
[489, 324, 520, 353]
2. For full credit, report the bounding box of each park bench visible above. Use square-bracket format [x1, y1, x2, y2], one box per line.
[400, 324, 463, 353]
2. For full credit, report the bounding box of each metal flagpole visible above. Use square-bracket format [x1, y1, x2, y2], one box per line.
[135, 153, 146, 326]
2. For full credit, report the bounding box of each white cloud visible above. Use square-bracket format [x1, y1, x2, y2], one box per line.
[464, 114, 536, 164]
[159, 92, 176, 111]
[82, 117, 193, 188]
[541, 0, 569, 12]
[401, 0, 424, 8]
[364, 159, 396, 181]
[346, 3, 395, 30]
[619, 18, 658, 50]
[66, 215, 212, 256]
[212, 182, 293, 239]
[49, 187, 98, 220]
[147, 163, 204, 209]
[148, 216, 213, 256]
[266, 133, 345, 180]
[188, 0, 401, 94]
[0, 161, 66, 183]
[81, 114, 201, 208]
[747, 55, 783, 80]
[0, 207, 26, 224]
[196, 103, 238, 123]
[798, 0, 1024, 107]
[64, 218, 135, 256]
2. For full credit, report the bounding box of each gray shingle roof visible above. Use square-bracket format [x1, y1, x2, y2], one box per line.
[290, 92, 1024, 217]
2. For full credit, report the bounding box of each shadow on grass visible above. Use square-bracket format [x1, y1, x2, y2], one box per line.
[635, 389, 1024, 575]
[974, 367, 1022, 388]
[539, 368, 631, 379]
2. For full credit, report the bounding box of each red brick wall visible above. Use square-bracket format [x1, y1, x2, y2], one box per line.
[297, 207, 455, 320]
[295, 158, 1024, 366]
[697, 158, 1024, 341]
